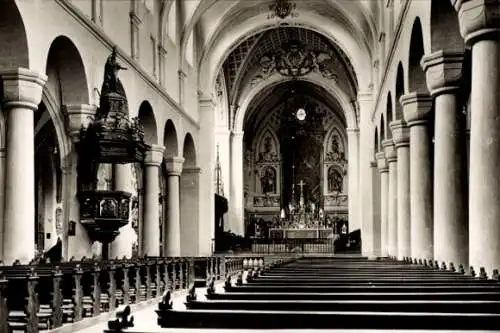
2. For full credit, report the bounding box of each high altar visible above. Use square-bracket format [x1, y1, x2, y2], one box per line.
[242, 84, 349, 240]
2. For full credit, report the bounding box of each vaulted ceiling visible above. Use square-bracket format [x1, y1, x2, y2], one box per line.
[222, 27, 358, 102]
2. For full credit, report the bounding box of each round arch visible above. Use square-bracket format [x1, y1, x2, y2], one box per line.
[379, 114, 385, 146]
[0, 0, 29, 69]
[138, 101, 158, 145]
[430, 1, 463, 53]
[395, 63, 405, 120]
[163, 119, 179, 157]
[198, 11, 372, 96]
[182, 133, 197, 167]
[407, 18, 427, 94]
[44, 35, 90, 165]
[234, 72, 357, 132]
[385, 93, 393, 139]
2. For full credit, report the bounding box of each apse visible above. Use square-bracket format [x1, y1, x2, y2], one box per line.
[243, 81, 348, 225]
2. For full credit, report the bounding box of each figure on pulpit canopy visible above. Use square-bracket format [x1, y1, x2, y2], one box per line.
[261, 167, 276, 194]
[103, 46, 127, 94]
[328, 166, 343, 193]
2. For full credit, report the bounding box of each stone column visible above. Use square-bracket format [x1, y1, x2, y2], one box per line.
[347, 128, 360, 232]
[0, 148, 5, 260]
[391, 120, 411, 260]
[164, 156, 184, 257]
[371, 161, 382, 257]
[454, 0, 500, 276]
[382, 139, 398, 258]
[401, 93, 434, 261]
[376, 152, 389, 256]
[357, 92, 375, 257]
[198, 96, 216, 255]
[64, 104, 97, 260]
[110, 164, 135, 259]
[141, 144, 164, 256]
[229, 131, 245, 235]
[422, 51, 468, 268]
[180, 166, 200, 256]
[0, 68, 47, 264]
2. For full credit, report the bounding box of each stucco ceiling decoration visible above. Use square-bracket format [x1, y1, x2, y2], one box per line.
[250, 39, 339, 85]
[268, 0, 298, 20]
[223, 27, 358, 101]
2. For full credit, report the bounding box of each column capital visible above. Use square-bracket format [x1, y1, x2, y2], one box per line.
[382, 139, 397, 162]
[64, 104, 98, 140]
[346, 127, 359, 135]
[455, 0, 500, 45]
[0, 68, 47, 110]
[375, 152, 389, 173]
[390, 120, 410, 148]
[157, 44, 167, 56]
[178, 70, 187, 79]
[400, 92, 433, 126]
[182, 166, 201, 174]
[421, 51, 465, 96]
[357, 91, 373, 102]
[144, 144, 165, 166]
[199, 96, 216, 110]
[165, 156, 185, 176]
[231, 130, 244, 138]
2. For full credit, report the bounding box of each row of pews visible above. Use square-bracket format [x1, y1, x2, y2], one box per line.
[0, 254, 257, 332]
[156, 256, 500, 330]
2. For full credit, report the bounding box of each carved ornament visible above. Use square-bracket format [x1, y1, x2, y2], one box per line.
[251, 40, 339, 85]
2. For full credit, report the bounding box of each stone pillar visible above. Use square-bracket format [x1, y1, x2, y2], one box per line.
[164, 156, 184, 257]
[357, 92, 375, 257]
[198, 97, 216, 255]
[401, 93, 434, 261]
[110, 164, 136, 259]
[376, 152, 389, 256]
[454, 0, 500, 276]
[64, 104, 97, 260]
[422, 50, 468, 268]
[347, 128, 360, 232]
[382, 139, 397, 258]
[371, 161, 382, 257]
[141, 145, 164, 256]
[0, 148, 5, 260]
[229, 131, 245, 235]
[391, 120, 411, 260]
[158, 44, 167, 86]
[0, 68, 47, 264]
[180, 166, 200, 256]
[178, 70, 186, 106]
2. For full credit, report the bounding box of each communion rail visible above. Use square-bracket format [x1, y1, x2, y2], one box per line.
[0, 255, 269, 333]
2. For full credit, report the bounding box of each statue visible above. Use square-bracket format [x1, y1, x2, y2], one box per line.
[328, 166, 343, 193]
[261, 167, 276, 194]
[103, 46, 127, 95]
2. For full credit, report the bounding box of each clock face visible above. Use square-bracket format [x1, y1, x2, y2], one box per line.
[296, 108, 306, 121]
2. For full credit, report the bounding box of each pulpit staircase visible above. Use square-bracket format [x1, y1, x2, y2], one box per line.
[154, 256, 500, 330]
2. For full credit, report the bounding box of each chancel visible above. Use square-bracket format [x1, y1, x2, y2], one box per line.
[0, 0, 499, 332]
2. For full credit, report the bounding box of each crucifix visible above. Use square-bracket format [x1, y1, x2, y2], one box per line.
[298, 180, 305, 209]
